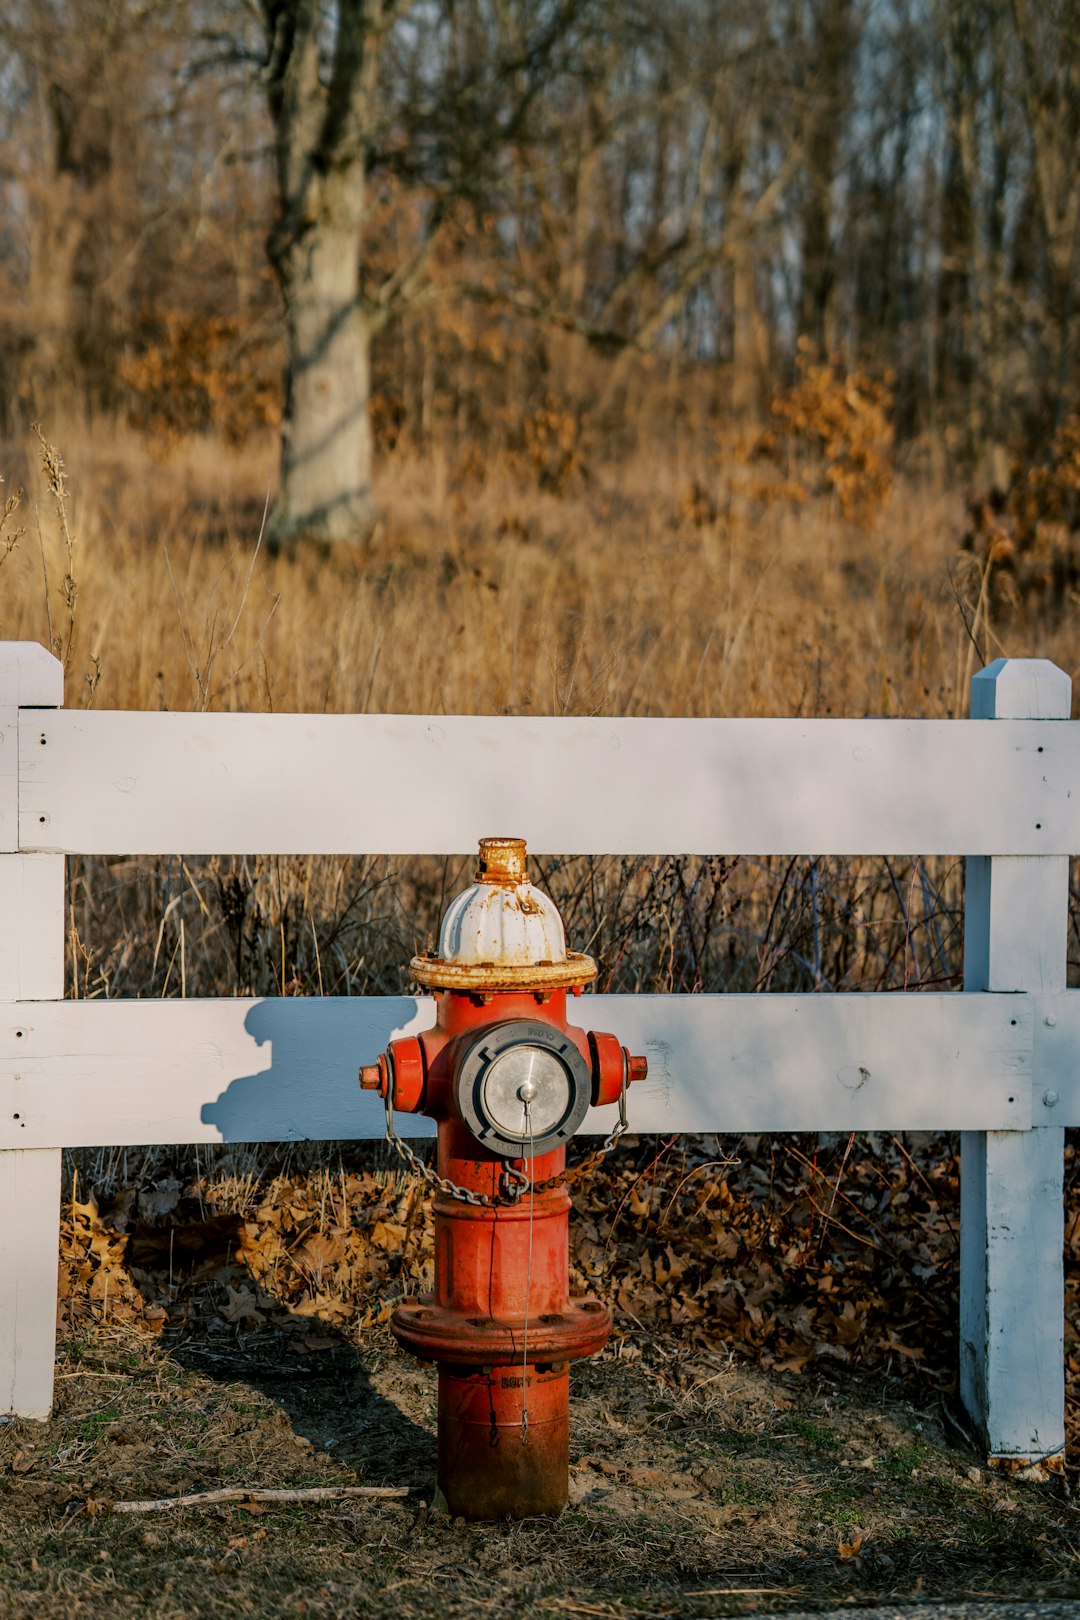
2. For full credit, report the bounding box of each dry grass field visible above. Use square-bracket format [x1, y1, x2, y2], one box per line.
[0, 419, 1010, 723]
[2, 419, 1080, 1615]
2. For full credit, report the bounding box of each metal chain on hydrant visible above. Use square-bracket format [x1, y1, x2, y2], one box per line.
[521, 1097, 535, 1446]
[381, 1074, 629, 1207]
[529, 1073, 630, 1195]
[382, 1085, 530, 1206]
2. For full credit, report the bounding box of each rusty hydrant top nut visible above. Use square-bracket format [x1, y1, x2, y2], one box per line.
[475, 836, 528, 886]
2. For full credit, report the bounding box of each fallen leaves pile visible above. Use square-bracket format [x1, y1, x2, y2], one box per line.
[59, 1162, 432, 1352]
[573, 1133, 958, 1382]
[57, 1132, 1080, 1443]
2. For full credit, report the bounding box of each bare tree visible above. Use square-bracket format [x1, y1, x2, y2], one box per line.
[792, 0, 860, 351]
[259, 0, 605, 546]
[0, 0, 160, 415]
[1010, 0, 1080, 427]
[1, 0, 1077, 468]
[259, 0, 389, 546]
[0, 0, 247, 428]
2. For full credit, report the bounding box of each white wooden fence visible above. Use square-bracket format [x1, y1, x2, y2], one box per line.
[1, 640, 1075, 1470]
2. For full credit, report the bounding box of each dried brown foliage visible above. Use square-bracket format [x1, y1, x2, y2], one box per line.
[58, 1131, 959, 1390]
[519, 396, 590, 493]
[58, 1159, 423, 1348]
[584, 1134, 959, 1385]
[965, 413, 1080, 609]
[769, 342, 896, 522]
[119, 313, 281, 450]
[60, 1121, 1080, 1455]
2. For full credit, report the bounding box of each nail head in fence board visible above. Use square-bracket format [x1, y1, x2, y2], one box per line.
[0, 992, 1032, 1148]
[0, 644, 63, 1421]
[18, 710, 1080, 856]
[961, 657, 1069, 1468]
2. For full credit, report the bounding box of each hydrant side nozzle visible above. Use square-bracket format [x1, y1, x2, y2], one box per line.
[359, 1039, 428, 1110]
[359, 1061, 385, 1093]
[587, 1030, 649, 1107]
[386, 1035, 427, 1113]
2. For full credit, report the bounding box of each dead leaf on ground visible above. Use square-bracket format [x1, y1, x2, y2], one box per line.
[837, 1528, 866, 1560]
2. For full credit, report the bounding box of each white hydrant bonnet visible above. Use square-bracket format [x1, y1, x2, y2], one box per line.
[411, 837, 597, 992]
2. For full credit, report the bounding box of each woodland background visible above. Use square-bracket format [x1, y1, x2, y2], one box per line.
[1, 0, 1079, 474]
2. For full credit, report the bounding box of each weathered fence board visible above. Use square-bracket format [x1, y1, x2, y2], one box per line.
[960, 658, 1069, 1467]
[0, 991, 1039, 1149]
[19, 708, 1080, 856]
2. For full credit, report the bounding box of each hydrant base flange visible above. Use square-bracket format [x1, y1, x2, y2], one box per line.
[392, 1294, 611, 1367]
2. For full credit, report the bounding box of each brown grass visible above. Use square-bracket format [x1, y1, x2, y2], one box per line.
[4, 417, 1052, 724]
[6, 419, 1004, 1011]
[1, 1320, 1076, 1619]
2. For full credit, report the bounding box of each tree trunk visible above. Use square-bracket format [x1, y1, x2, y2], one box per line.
[24, 171, 83, 415]
[262, 0, 378, 551]
[271, 175, 375, 549]
[730, 239, 767, 424]
[797, 0, 857, 351]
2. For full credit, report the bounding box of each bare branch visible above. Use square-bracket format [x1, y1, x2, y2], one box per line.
[112, 1484, 410, 1513]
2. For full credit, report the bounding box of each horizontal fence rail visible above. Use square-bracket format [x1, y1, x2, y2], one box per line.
[0, 642, 1075, 1470]
[0, 990, 1062, 1149]
[17, 708, 1080, 855]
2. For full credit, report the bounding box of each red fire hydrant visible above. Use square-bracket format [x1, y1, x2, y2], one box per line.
[359, 837, 647, 1520]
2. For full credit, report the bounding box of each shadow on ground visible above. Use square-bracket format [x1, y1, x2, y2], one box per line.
[167, 1329, 436, 1494]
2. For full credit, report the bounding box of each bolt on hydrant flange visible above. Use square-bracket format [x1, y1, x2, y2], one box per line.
[359, 837, 647, 1521]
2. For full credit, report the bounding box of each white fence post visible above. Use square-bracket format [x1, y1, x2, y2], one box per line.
[0, 643, 64, 1419]
[960, 656, 1071, 1471]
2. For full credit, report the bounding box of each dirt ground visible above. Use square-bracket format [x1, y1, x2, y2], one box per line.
[1, 1312, 1078, 1620]
[2, 1128, 1074, 1617]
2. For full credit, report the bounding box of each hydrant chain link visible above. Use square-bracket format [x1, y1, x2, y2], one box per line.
[383, 1082, 628, 1205]
[529, 1069, 630, 1195]
[382, 1086, 529, 1207]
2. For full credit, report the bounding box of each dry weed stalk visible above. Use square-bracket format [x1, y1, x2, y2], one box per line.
[165, 511, 278, 712]
[0, 474, 24, 568]
[0, 475, 24, 643]
[32, 424, 81, 670]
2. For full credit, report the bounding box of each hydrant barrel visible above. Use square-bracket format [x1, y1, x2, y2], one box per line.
[438, 1366, 570, 1519]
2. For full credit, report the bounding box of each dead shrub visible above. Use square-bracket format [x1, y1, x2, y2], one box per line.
[964, 413, 1080, 610]
[120, 311, 281, 449]
[519, 394, 589, 493]
[769, 341, 895, 522]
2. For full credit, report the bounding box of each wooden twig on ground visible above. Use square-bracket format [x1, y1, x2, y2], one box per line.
[111, 1484, 409, 1513]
